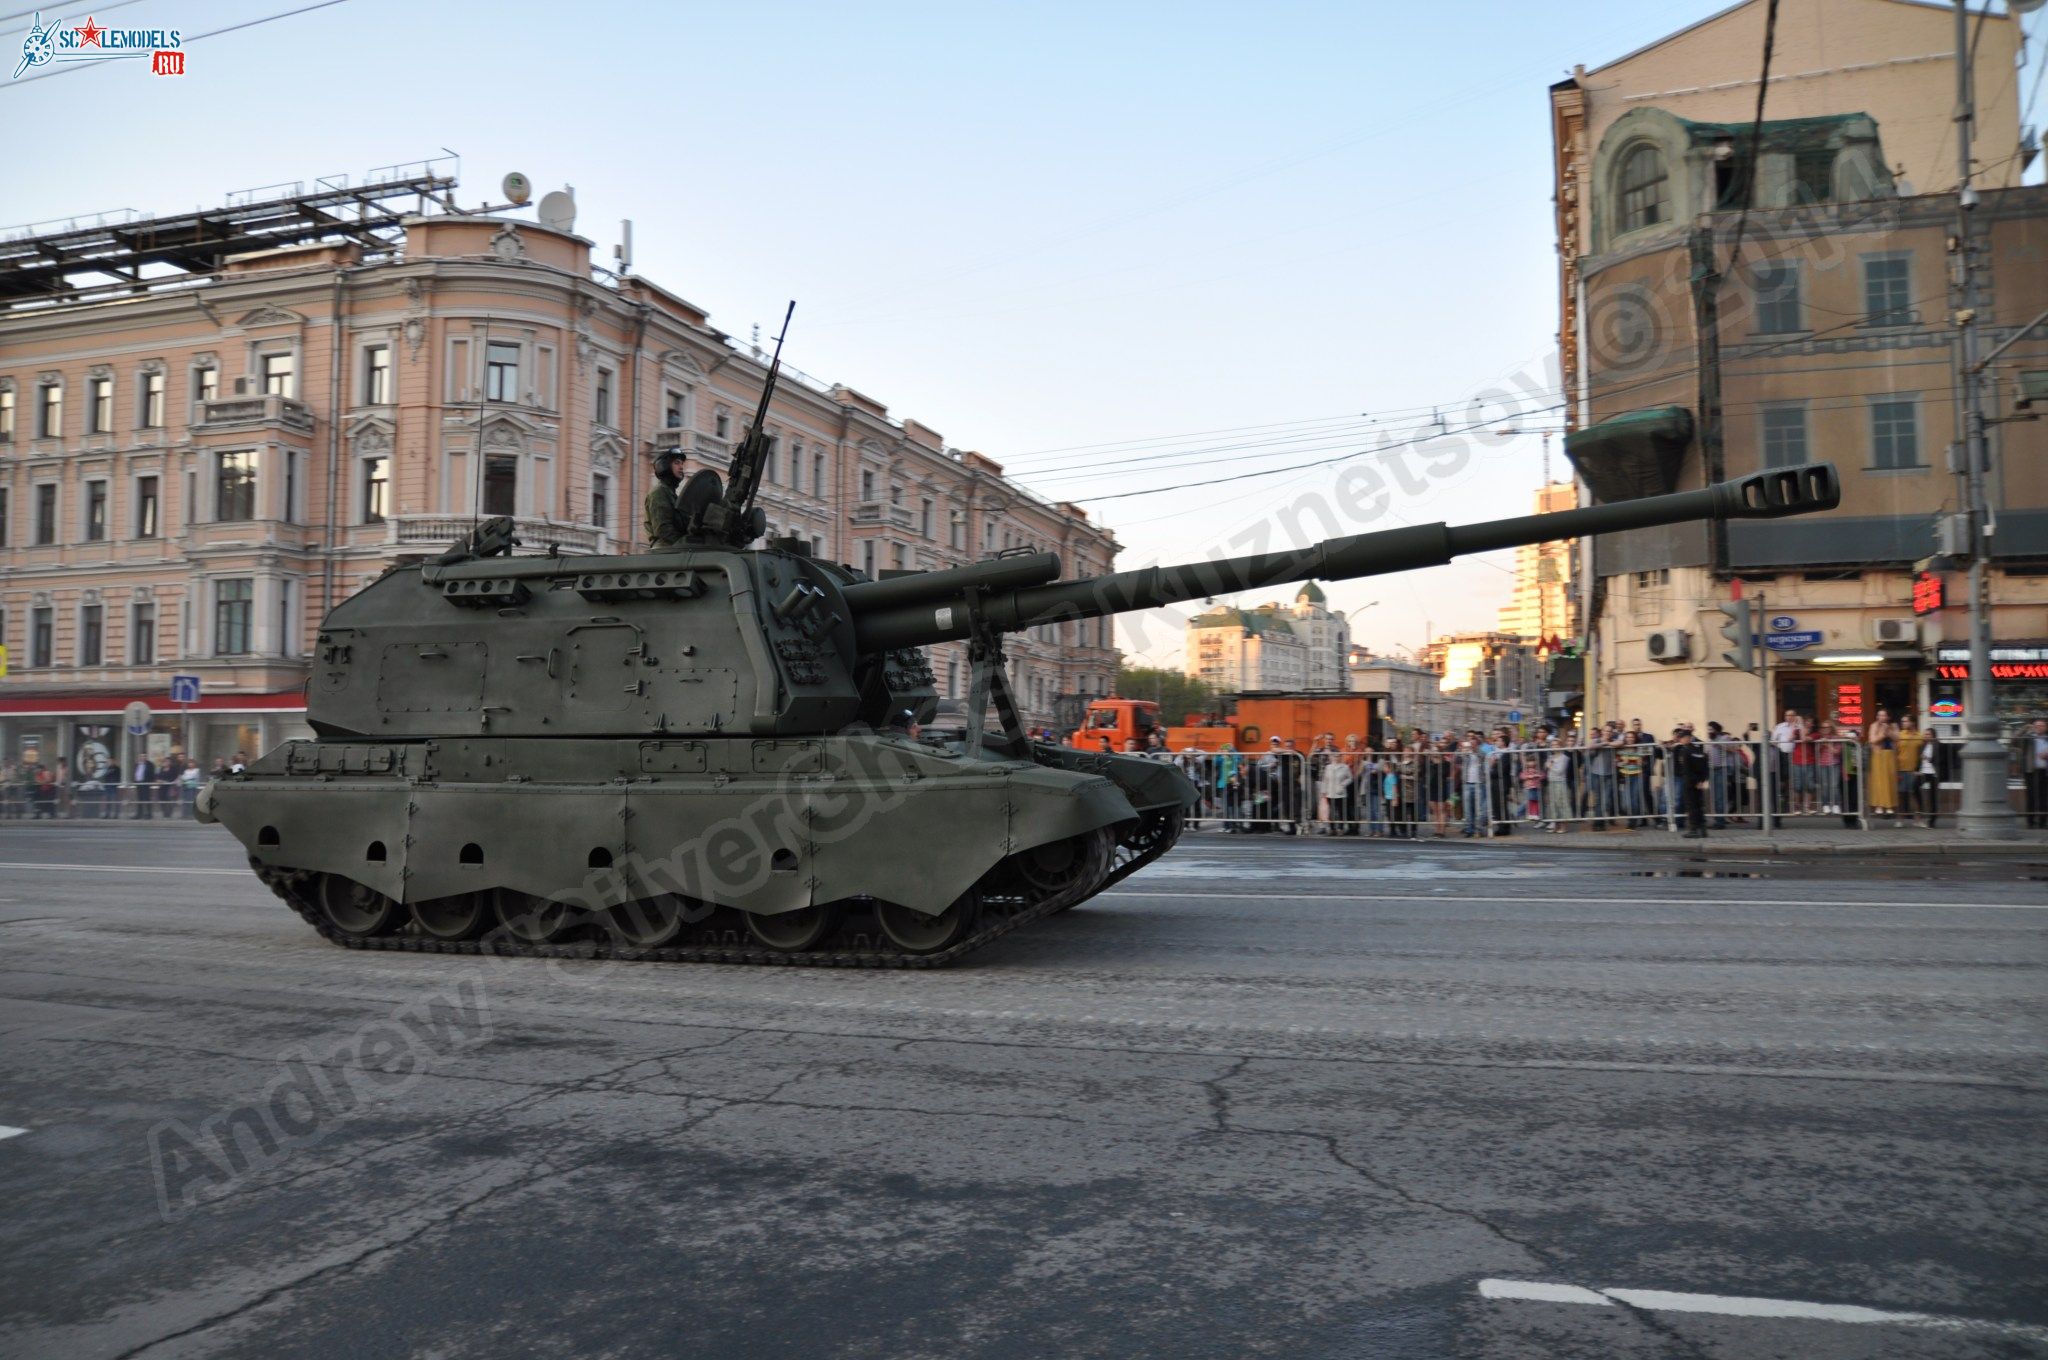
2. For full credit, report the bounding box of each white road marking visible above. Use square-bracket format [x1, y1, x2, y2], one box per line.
[1106, 890, 2047, 910]
[1479, 1279, 2048, 1342]
[0, 1126, 25, 1140]
[0, 862, 243, 877]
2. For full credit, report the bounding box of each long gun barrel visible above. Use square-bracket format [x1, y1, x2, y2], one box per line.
[701, 300, 795, 547]
[850, 463, 1840, 653]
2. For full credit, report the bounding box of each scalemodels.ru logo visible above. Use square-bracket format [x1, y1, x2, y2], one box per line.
[14, 12, 185, 79]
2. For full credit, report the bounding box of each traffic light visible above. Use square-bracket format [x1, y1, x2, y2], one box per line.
[1718, 598, 1756, 673]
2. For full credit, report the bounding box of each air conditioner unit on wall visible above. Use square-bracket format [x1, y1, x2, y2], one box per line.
[1871, 617, 1919, 645]
[1646, 628, 1691, 663]
[233, 376, 253, 396]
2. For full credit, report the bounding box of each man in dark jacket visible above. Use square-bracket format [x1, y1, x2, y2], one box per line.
[1671, 727, 1712, 838]
[129, 755, 157, 819]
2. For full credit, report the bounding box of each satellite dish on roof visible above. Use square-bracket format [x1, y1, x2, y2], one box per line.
[537, 188, 576, 233]
[501, 172, 532, 206]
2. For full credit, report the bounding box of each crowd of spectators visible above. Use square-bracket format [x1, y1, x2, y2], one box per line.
[1081, 711, 2048, 837]
[0, 752, 244, 820]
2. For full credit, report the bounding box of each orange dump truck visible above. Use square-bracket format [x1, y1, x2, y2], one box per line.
[1068, 692, 1391, 752]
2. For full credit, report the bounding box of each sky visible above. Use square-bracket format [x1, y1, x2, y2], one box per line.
[6, 0, 2043, 667]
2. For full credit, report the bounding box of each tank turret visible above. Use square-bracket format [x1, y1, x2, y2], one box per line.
[204, 431, 1837, 966]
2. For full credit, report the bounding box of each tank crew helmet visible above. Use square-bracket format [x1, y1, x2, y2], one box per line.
[886, 708, 917, 733]
[653, 449, 687, 485]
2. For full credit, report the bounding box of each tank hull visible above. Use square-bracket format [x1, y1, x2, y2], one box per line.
[207, 733, 1152, 911]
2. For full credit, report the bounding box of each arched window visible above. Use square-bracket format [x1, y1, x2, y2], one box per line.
[1618, 144, 1668, 235]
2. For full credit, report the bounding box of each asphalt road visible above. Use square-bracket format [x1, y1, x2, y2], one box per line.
[0, 821, 2043, 1360]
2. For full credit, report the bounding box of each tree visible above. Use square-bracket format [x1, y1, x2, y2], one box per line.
[1114, 665, 1218, 726]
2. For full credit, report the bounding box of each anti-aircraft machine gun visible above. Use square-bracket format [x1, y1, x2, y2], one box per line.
[202, 313, 1843, 967]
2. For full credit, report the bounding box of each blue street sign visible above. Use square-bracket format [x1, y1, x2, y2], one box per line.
[1768, 614, 1799, 632]
[1507, 710, 1523, 723]
[169, 674, 202, 705]
[1762, 630, 1823, 651]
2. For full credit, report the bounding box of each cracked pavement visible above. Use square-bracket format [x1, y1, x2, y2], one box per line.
[0, 823, 2042, 1358]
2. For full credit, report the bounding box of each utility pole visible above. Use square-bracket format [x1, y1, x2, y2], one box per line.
[1951, 0, 2020, 839]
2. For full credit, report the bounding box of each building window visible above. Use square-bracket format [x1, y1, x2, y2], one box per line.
[763, 434, 779, 482]
[0, 388, 12, 442]
[261, 353, 296, 399]
[134, 475, 160, 538]
[1753, 262, 1801, 334]
[1761, 405, 1808, 468]
[0, 487, 8, 547]
[279, 579, 294, 658]
[364, 345, 391, 405]
[813, 452, 825, 495]
[31, 606, 52, 668]
[714, 408, 731, 439]
[1862, 254, 1913, 326]
[790, 440, 803, 492]
[283, 450, 300, 523]
[362, 457, 388, 524]
[591, 473, 609, 531]
[860, 469, 875, 501]
[140, 370, 165, 428]
[84, 480, 108, 541]
[38, 383, 61, 438]
[80, 604, 103, 667]
[595, 368, 613, 426]
[214, 579, 252, 655]
[87, 376, 111, 434]
[893, 542, 908, 570]
[920, 498, 934, 538]
[131, 602, 156, 665]
[861, 540, 876, 576]
[889, 484, 902, 506]
[664, 391, 686, 428]
[1618, 144, 1668, 234]
[34, 484, 56, 544]
[216, 451, 257, 522]
[484, 342, 520, 403]
[194, 365, 217, 407]
[1870, 399, 1921, 469]
[483, 455, 517, 516]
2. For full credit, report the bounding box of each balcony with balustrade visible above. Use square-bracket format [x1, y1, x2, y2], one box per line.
[386, 514, 605, 556]
[196, 394, 316, 435]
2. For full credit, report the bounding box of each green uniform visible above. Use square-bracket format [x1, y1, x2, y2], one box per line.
[644, 480, 682, 548]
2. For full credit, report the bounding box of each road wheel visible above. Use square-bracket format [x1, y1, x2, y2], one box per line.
[876, 891, 981, 955]
[313, 874, 404, 938]
[412, 891, 493, 942]
[608, 894, 693, 948]
[493, 888, 572, 944]
[743, 902, 845, 952]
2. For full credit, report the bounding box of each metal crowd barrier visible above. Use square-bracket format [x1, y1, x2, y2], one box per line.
[1147, 735, 2037, 836]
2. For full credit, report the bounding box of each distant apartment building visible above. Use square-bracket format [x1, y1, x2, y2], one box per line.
[1495, 480, 1579, 644]
[1184, 583, 1351, 693]
[0, 173, 1117, 777]
[1551, 0, 2046, 736]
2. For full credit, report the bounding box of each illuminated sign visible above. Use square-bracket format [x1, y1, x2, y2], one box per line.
[1929, 698, 1963, 718]
[1912, 572, 1945, 615]
[1935, 642, 2048, 677]
[1834, 682, 1865, 727]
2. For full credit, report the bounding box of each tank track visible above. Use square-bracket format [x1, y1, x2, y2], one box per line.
[1093, 806, 1186, 896]
[253, 827, 1116, 970]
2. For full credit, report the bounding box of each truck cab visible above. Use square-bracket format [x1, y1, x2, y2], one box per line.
[1067, 697, 1160, 752]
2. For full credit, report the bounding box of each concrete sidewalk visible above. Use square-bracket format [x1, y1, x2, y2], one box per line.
[1192, 819, 2048, 858]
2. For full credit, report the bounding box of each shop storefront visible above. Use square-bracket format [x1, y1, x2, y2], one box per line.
[1933, 641, 2048, 736]
[0, 691, 310, 781]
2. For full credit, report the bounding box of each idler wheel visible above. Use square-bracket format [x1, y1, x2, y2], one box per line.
[313, 874, 404, 938]
[493, 888, 573, 944]
[608, 894, 695, 948]
[743, 902, 845, 952]
[876, 890, 981, 956]
[412, 891, 493, 942]
[1012, 836, 1090, 896]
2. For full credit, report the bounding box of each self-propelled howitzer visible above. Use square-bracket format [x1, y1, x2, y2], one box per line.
[202, 462, 1839, 968]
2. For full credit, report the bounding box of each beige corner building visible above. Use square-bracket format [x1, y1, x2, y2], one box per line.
[0, 173, 1118, 779]
[1551, 0, 2047, 737]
